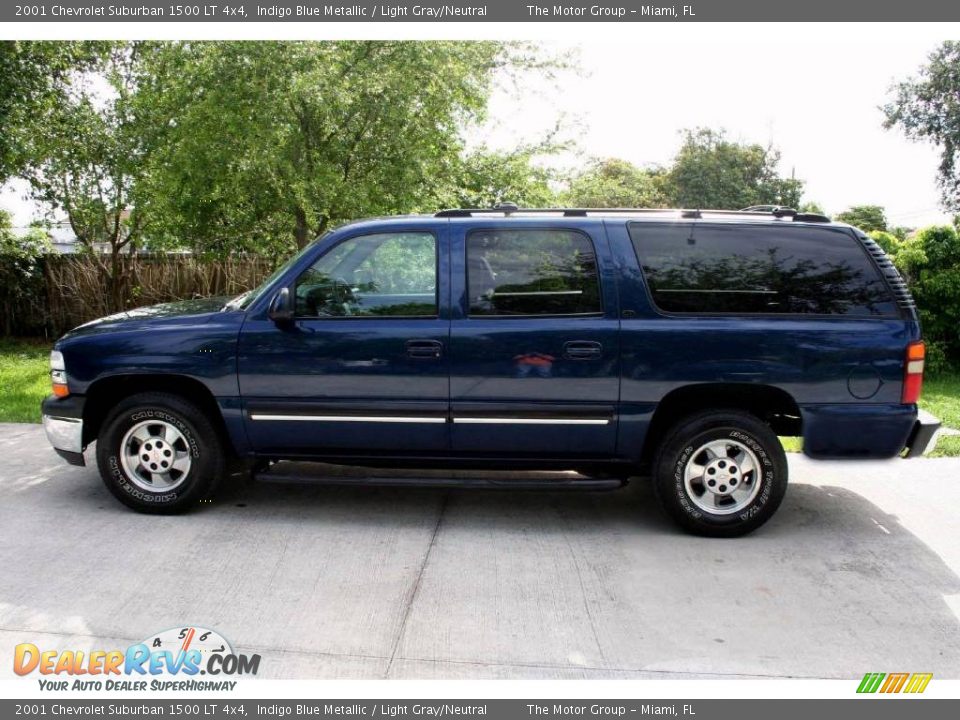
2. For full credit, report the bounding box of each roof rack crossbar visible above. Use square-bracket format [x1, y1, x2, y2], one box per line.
[435, 207, 681, 218]
[434, 207, 832, 222]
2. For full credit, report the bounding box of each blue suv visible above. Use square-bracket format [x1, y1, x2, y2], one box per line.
[41, 207, 940, 536]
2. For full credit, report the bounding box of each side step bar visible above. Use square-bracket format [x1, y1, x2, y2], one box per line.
[253, 462, 626, 490]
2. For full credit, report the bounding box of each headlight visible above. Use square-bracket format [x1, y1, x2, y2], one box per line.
[50, 350, 69, 397]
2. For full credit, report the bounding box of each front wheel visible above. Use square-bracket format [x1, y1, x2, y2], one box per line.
[96, 392, 224, 513]
[652, 410, 788, 537]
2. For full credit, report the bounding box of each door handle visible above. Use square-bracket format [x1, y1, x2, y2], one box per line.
[405, 339, 443, 359]
[564, 341, 602, 360]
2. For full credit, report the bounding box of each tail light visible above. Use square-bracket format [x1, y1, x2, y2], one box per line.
[902, 341, 925, 404]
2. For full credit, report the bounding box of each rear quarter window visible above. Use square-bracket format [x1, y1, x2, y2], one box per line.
[628, 222, 898, 316]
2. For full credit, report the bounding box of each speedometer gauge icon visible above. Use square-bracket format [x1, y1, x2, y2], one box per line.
[141, 626, 233, 667]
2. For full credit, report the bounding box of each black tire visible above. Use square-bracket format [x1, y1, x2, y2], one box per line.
[652, 410, 788, 537]
[96, 392, 224, 513]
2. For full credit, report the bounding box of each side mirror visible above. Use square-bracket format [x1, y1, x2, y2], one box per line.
[268, 287, 294, 323]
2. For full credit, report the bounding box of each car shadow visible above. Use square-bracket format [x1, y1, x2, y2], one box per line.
[7, 449, 960, 679]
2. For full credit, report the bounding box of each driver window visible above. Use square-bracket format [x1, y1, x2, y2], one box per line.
[294, 232, 437, 317]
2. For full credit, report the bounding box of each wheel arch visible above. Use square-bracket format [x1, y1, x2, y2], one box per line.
[82, 374, 235, 457]
[638, 382, 802, 467]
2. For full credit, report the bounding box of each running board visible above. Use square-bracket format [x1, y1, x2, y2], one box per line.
[253, 462, 626, 490]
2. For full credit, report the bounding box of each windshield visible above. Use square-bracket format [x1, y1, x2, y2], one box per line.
[229, 240, 322, 311]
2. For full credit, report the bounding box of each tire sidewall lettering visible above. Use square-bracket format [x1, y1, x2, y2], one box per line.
[109, 409, 201, 504]
[672, 427, 777, 524]
[674, 444, 702, 519]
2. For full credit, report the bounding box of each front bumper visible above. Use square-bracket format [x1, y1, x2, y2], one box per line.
[41, 395, 86, 466]
[904, 409, 941, 458]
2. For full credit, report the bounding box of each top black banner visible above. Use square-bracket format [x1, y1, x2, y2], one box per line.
[5, 0, 960, 23]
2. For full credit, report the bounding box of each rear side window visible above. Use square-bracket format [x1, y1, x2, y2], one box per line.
[628, 223, 898, 316]
[467, 229, 602, 316]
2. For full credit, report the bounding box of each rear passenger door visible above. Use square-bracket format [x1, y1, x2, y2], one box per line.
[448, 222, 621, 456]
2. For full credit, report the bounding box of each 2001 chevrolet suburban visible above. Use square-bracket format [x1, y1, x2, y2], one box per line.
[41, 206, 941, 536]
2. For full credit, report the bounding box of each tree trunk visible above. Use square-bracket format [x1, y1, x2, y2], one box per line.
[109, 245, 124, 313]
[295, 207, 310, 250]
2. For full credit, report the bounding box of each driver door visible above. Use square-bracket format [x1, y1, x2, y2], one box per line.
[238, 228, 450, 455]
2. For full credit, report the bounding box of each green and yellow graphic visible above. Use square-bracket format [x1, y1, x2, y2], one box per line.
[857, 672, 932, 694]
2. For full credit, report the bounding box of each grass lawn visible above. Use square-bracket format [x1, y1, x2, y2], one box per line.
[1, 337, 959, 456]
[0, 337, 51, 424]
[920, 373, 960, 430]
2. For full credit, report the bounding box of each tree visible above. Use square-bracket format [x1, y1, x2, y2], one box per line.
[884, 41, 960, 211]
[868, 230, 901, 255]
[0, 210, 52, 335]
[564, 158, 667, 208]
[890, 226, 912, 242]
[0, 41, 108, 181]
[139, 41, 549, 254]
[893, 224, 960, 370]
[835, 205, 888, 232]
[434, 145, 558, 210]
[7, 42, 156, 311]
[800, 201, 827, 215]
[662, 128, 804, 210]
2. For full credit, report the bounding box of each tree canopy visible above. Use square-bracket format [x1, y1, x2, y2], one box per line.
[2, 39, 567, 272]
[885, 41, 960, 211]
[835, 205, 888, 232]
[4, 42, 158, 308]
[0, 41, 108, 182]
[564, 158, 666, 208]
[661, 128, 803, 210]
[137, 41, 544, 253]
[563, 132, 804, 211]
[3, 42, 819, 265]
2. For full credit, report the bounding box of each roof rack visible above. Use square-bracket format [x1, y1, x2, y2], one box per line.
[434, 205, 832, 223]
[740, 205, 833, 223]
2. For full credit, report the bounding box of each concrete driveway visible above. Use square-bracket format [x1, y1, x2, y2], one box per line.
[1, 422, 959, 680]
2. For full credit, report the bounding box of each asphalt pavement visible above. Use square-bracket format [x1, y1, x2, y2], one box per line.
[1, 422, 958, 680]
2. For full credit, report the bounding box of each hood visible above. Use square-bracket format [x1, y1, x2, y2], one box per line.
[61, 297, 231, 339]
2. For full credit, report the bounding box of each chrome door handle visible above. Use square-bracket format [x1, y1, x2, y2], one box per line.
[405, 339, 443, 359]
[564, 341, 602, 360]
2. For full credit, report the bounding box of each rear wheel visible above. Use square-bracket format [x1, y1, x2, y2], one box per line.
[96, 392, 223, 513]
[652, 410, 787, 537]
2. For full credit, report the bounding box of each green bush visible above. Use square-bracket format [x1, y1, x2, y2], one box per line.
[0, 213, 52, 336]
[894, 225, 960, 369]
[868, 230, 901, 255]
[925, 340, 951, 375]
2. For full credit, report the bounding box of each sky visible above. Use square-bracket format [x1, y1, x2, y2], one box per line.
[478, 38, 954, 228]
[1, 35, 954, 230]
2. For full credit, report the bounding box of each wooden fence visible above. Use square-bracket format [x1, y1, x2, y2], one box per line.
[2, 253, 276, 338]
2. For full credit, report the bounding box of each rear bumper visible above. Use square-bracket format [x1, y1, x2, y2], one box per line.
[904, 409, 941, 458]
[801, 404, 917, 459]
[801, 403, 941, 459]
[41, 395, 86, 466]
